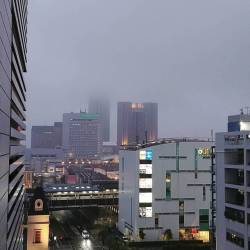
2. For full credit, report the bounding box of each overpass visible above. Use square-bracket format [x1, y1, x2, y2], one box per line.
[43, 184, 118, 210]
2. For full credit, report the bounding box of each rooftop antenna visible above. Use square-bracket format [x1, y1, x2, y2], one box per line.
[211, 129, 214, 142]
[244, 106, 250, 115]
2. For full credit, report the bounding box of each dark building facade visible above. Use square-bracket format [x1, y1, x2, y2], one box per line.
[88, 97, 110, 142]
[0, 0, 28, 249]
[117, 102, 158, 146]
[31, 122, 62, 149]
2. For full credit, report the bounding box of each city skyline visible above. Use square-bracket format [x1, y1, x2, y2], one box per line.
[26, 0, 250, 146]
[1, 0, 250, 249]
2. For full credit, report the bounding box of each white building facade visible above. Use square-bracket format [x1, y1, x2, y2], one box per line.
[118, 139, 213, 242]
[216, 131, 250, 250]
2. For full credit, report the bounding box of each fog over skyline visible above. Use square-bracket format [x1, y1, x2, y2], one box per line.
[26, 0, 250, 146]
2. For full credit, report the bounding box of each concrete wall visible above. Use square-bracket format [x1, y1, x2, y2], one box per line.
[27, 215, 50, 250]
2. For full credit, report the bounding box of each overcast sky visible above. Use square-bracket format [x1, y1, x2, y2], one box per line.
[26, 0, 250, 145]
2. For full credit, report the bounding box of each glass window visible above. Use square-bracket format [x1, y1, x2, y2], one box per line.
[225, 207, 244, 224]
[203, 186, 206, 201]
[179, 201, 184, 226]
[226, 231, 244, 248]
[199, 209, 209, 230]
[166, 172, 171, 198]
[155, 215, 159, 226]
[34, 230, 41, 244]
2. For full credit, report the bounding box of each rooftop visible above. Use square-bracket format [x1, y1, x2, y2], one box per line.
[120, 137, 213, 151]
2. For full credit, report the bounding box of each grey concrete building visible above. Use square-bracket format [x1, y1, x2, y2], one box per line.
[228, 111, 250, 132]
[216, 112, 250, 250]
[62, 112, 102, 159]
[31, 122, 62, 149]
[0, 0, 28, 249]
[117, 102, 158, 146]
[88, 97, 110, 142]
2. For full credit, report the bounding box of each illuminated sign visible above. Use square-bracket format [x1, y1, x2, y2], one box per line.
[146, 150, 153, 160]
[140, 150, 153, 160]
[79, 113, 98, 120]
[139, 178, 152, 189]
[197, 148, 212, 159]
[139, 149, 153, 218]
[139, 207, 152, 217]
[131, 103, 144, 109]
[139, 193, 152, 203]
[140, 151, 146, 160]
[240, 121, 250, 131]
[139, 164, 152, 174]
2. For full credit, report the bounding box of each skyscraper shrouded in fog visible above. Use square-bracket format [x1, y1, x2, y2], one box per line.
[88, 97, 110, 142]
[0, 0, 28, 249]
[117, 102, 158, 146]
[62, 112, 102, 159]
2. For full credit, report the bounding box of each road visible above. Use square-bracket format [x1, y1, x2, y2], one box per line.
[50, 210, 105, 250]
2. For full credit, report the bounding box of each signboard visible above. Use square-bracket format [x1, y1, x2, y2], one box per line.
[139, 207, 152, 217]
[140, 149, 153, 160]
[197, 148, 212, 159]
[139, 164, 152, 174]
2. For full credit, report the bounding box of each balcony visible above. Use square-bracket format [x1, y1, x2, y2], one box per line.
[224, 149, 244, 165]
[246, 150, 250, 166]
[225, 206, 245, 224]
[247, 193, 250, 208]
[225, 187, 244, 207]
[225, 168, 244, 186]
[224, 135, 244, 146]
[247, 172, 250, 187]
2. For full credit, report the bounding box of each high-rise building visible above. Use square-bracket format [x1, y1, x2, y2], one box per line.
[88, 97, 110, 142]
[118, 139, 213, 242]
[31, 122, 62, 149]
[0, 0, 28, 249]
[228, 112, 250, 132]
[62, 112, 102, 159]
[117, 102, 158, 146]
[216, 112, 250, 250]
